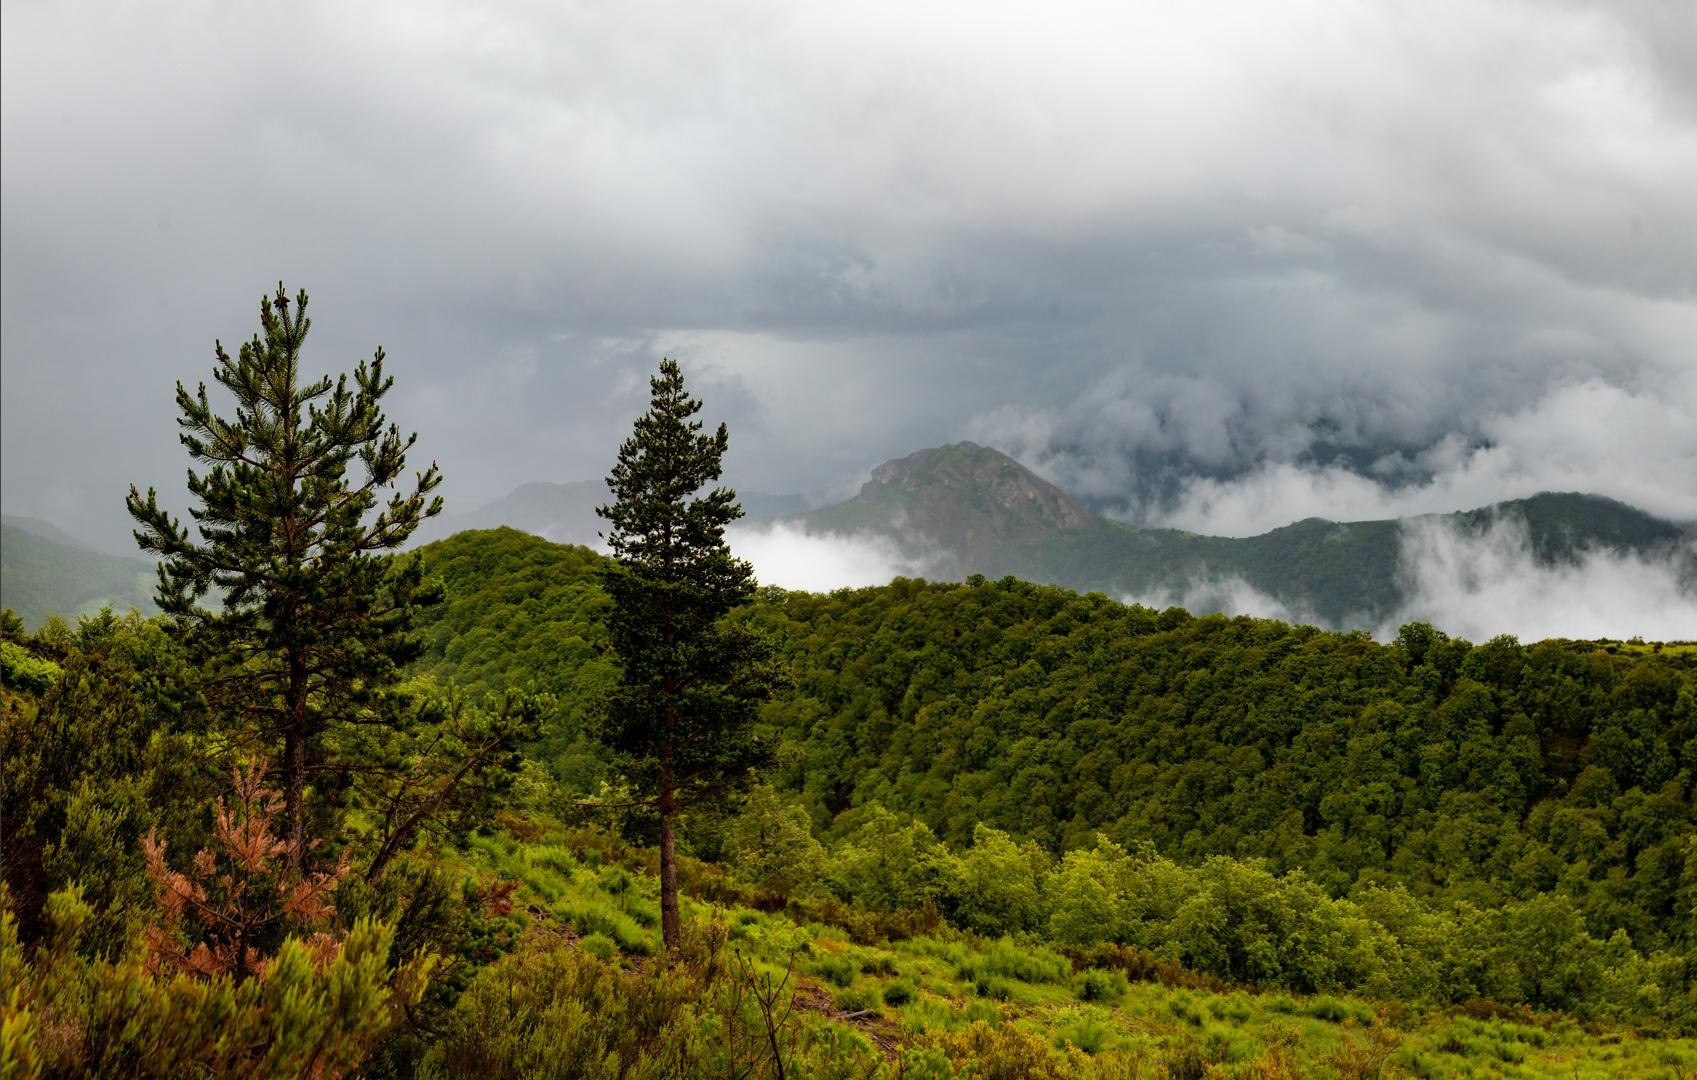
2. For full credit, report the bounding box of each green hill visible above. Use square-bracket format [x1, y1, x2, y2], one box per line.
[8, 523, 1696, 1075]
[798, 442, 1692, 626]
[407, 529, 1696, 1006]
[0, 519, 156, 630]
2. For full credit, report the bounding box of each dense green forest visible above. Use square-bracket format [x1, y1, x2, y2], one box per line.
[403, 528, 1697, 1023]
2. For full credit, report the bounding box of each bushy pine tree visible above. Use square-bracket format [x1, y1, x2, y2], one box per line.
[127, 285, 443, 867]
[597, 358, 781, 950]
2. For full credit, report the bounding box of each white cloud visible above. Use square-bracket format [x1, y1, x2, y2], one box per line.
[1121, 576, 1326, 627]
[1379, 515, 1697, 642]
[1142, 376, 1697, 536]
[728, 521, 943, 593]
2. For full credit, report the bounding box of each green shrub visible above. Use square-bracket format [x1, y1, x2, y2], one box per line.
[527, 845, 579, 874]
[973, 975, 1015, 1001]
[429, 928, 715, 1077]
[516, 865, 570, 903]
[554, 899, 654, 956]
[580, 933, 618, 961]
[1056, 1008, 1115, 1055]
[963, 999, 1000, 1026]
[832, 983, 880, 1014]
[1199, 1022, 1250, 1064]
[1167, 990, 1204, 1026]
[621, 897, 660, 929]
[1160, 1034, 1211, 1080]
[598, 866, 634, 895]
[6, 892, 424, 1079]
[808, 953, 860, 988]
[859, 951, 899, 977]
[883, 977, 917, 1006]
[1073, 967, 1130, 1003]
[956, 937, 1071, 986]
[0, 639, 60, 691]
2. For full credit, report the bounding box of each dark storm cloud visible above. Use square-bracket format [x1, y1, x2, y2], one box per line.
[3, 0, 1693, 557]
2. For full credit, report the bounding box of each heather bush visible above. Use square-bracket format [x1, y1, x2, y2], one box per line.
[3, 888, 423, 1079]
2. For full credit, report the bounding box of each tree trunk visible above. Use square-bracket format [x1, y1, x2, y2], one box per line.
[283, 725, 306, 870]
[658, 771, 681, 952]
[283, 647, 309, 870]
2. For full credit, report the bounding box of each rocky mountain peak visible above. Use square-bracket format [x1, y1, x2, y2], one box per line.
[860, 442, 1093, 532]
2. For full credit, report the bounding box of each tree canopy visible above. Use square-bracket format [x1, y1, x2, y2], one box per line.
[125, 284, 444, 862]
[596, 358, 781, 948]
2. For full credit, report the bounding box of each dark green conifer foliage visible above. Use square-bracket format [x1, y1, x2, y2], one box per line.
[126, 285, 444, 867]
[597, 358, 780, 950]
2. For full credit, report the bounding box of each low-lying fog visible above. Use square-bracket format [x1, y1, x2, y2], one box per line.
[729, 515, 1697, 643]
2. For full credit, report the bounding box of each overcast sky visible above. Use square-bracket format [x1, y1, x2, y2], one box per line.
[4, 0, 1694, 554]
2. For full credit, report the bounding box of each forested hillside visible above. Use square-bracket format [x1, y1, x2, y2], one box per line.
[9, 524, 1697, 1076]
[406, 528, 1697, 1029]
[755, 577, 1695, 899]
[0, 521, 156, 630]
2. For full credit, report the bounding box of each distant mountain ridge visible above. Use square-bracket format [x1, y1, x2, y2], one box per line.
[795, 442, 1694, 628]
[7, 444, 1690, 633]
[413, 480, 807, 548]
[1, 517, 157, 630]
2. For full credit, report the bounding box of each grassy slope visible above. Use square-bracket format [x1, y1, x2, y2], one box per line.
[456, 816, 1697, 1079]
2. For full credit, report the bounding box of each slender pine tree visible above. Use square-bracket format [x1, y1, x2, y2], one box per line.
[597, 358, 781, 950]
[127, 285, 443, 867]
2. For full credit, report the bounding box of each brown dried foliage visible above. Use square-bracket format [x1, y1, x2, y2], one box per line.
[142, 757, 350, 981]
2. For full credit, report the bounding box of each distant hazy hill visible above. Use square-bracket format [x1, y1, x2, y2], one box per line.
[1, 518, 157, 630]
[414, 480, 807, 548]
[798, 442, 1692, 627]
[8, 445, 1685, 633]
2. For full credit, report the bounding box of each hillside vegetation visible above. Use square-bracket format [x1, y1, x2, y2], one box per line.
[6, 524, 1695, 1076]
[0, 522, 156, 630]
[405, 528, 1697, 1029]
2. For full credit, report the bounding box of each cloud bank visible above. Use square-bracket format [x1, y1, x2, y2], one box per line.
[729, 522, 943, 593]
[2, 0, 1692, 558]
[976, 370, 1697, 539]
[1380, 516, 1697, 643]
[1127, 516, 1697, 642]
[1153, 376, 1697, 536]
[737, 515, 1697, 645]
